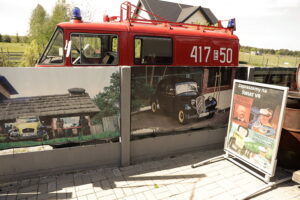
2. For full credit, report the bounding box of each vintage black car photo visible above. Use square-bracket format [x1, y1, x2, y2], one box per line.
[150, 77, 217, 124]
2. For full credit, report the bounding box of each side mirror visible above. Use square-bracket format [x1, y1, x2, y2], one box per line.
[66, 40, 72, 58]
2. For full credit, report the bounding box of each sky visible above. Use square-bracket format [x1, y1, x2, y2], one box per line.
[0, 67, 118, 98]
[0, 0, 299, 51]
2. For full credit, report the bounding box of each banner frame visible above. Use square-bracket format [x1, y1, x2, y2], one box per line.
[224, 79, 288, 180]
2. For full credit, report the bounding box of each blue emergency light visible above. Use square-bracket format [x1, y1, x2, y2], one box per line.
[72, 7, 82, 20]
[227, 18, 236, 30]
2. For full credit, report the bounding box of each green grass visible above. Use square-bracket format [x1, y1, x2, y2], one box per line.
[0, 42, 28, 52]
[239, 52, 300, 67]
[0, 131, 120, 150]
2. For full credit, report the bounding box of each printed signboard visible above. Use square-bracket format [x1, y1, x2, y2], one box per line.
[0, 67, 120, 151]
[130, 66, 248, 137]
[225, 80, 288, 176]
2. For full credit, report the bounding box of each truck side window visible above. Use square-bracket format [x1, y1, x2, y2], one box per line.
[134, 36, 172, 65]
[70, 33, 118, 65]
[39, 29, 64, 65]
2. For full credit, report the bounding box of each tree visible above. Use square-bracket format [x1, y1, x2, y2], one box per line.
[93, 72, 120, 124]
[2, 35, 11, 43]
[16, 33, 20, 43]
[22, 1, 70, 66]
[29, 4, 48, 48]
[0, 34, 2, 42]
[45, 0, 70, 40]
[20, 40, 41, 67]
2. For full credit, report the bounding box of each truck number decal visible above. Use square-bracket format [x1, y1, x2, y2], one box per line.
[190, 46, 233, 64]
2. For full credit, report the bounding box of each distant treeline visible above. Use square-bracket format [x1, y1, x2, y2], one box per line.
[241, 46, 300, 57]
[0, 34, 29, 43]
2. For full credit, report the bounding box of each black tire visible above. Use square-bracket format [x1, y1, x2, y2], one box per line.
[177, 109, 188, 124]
[151, 100, 158, 113]
[207, 112, 215, 119]
[44, 134, 49, 140]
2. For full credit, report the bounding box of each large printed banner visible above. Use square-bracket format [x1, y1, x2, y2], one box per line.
[130, 66, 248, 136]
[0, 67, 120, 151]
[225, 80, 288, 176]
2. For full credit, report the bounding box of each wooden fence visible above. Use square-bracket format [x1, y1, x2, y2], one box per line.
[0, 50, 23, 66]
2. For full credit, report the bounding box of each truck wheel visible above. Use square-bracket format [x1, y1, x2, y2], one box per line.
[178, 110, 188, 124]
[151, 100, 158, 113]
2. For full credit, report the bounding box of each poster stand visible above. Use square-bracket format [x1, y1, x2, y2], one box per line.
[192, 80, 292, 199]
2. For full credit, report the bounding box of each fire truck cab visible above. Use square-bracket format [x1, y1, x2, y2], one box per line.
[36, 2, 239, 68]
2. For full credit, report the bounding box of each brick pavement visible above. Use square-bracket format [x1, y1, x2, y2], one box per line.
[0, 149, 299, 200]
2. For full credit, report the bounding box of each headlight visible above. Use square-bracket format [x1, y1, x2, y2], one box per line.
[184, 104, 191, 110]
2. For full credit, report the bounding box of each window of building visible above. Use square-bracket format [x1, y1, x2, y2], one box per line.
[71, 33, 118, 65]
[207, 67, 232, 88]
[134, 36, 172, 65]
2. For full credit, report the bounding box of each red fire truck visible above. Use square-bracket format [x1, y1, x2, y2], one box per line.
[36, 1, 239, 68]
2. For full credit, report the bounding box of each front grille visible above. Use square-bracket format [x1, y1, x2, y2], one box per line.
[22, 128, 35, 133]
[196, 96, 205, 115]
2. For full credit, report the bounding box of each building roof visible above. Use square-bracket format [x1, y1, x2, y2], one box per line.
[200, 7, 218, 25]
[0, 75, 18, 95]
[0, 89, 100, 122]
[176, 6, 199, 22]
[137, 0, 218, 24]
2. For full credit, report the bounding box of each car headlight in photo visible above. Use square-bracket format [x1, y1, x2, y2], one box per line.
[184, 104, 192, 110]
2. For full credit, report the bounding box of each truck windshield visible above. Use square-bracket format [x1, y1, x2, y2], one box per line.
[39, 28, 64, 65]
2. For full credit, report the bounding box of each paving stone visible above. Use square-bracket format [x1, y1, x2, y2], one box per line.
[95, 189, 114, 198]
[113, 188, 125, 199]
[47, 182, 56, 193]
[122, 195, 137, 200]
[76, 188, 94, 197]
[86, 193, 97, 200]
[77, 196, 88, 200]
[2, 149, 300, 200]
[37, 192, 56, 200]
[134, 193, 147, 200]
[76, 184, 93, 192]
[37, 183, 48, 195]
[143, 191, 156, 200]
[100, 194, 116, 200]
[122, 188, 134, 196]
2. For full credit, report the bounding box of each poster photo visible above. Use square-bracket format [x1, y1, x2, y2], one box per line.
[130, 66, 242, 136]
[225, 80, 288, 176]
[0, 67, 120, 151]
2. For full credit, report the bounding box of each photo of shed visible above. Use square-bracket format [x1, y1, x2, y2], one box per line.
[0, 67, 120, 150]
[0, 88, 100, 138]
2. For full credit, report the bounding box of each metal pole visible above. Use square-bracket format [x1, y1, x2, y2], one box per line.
[191, 155, 225, 168]
[120, 66, 131, 167]
[238, 176, 292, 200]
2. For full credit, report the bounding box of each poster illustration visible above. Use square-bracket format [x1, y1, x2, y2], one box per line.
[225, 80, 288, 176]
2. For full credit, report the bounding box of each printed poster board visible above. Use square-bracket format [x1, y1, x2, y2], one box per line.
[225, 80, 288, 177]
[0, 67, 120, 151]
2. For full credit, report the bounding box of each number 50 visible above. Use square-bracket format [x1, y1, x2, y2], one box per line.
[220, 48, 233, 63]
